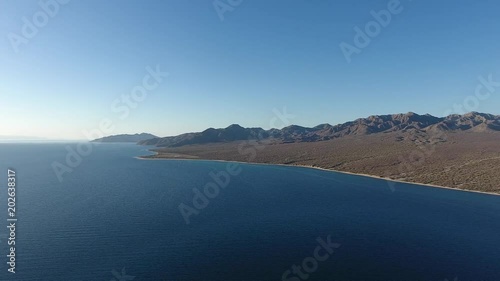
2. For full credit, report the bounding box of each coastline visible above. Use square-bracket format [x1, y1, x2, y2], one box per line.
[136, 151, 500, 197]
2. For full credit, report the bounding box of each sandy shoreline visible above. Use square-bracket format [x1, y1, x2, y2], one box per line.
[136, 152, 500, 197]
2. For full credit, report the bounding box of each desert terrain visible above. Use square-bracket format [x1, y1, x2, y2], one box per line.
[142, 131, 500, 193]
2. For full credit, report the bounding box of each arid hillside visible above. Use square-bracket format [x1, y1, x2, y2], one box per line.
[139, 112, 500, 147]
[142, 131, 500, 193]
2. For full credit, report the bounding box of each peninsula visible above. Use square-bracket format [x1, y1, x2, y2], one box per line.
[138, 112, 500, 193]
[92, 133, 157, 143]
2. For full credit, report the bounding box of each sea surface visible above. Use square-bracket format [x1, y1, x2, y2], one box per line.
[0, 143, 499, 281]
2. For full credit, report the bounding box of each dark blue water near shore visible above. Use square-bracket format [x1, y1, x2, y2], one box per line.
[0, 143, 499, 281]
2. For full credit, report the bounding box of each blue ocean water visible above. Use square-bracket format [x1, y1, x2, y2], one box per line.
[0, 143, 499, 281]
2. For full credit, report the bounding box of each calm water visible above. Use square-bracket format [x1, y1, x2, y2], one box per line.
[0, 143, 499, 281]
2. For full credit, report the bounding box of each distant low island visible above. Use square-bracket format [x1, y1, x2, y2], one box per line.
[92, 133, 157, 143]
[99, 112, 500, 193]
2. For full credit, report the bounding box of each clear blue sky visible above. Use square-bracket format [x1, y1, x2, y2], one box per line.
[1, 0, 500, 139]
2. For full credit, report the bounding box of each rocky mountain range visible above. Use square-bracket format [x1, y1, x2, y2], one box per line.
[137, 112, 500, 147]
